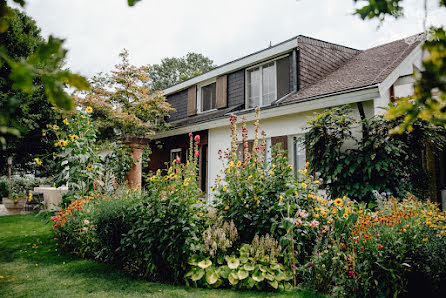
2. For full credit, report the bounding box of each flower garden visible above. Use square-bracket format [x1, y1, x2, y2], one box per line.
[40, 107, 446, 297]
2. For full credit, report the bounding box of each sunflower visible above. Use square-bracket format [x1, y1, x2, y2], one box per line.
[334, 198, 343, 207]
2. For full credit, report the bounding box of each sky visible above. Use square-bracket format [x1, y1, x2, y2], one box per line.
[18, 0, 446, 79]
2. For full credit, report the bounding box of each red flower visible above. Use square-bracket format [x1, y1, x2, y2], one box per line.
[176, 156, 180, 164]
[189, 132, 192, 138]
[194, 135, 200, 142]
[377, 244, 384, 249]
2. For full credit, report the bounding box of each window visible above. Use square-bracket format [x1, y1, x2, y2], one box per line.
[197, 81, 216, 113]
[246, 55, 290, 109]
[170, 148, 182, 164]
[292, 136, 306, 177]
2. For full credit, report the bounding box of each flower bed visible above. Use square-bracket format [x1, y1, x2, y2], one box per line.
[51, 112, 446, 296]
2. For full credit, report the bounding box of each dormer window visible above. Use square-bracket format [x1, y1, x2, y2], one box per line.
[197, 81, 216, 113]
[246, 55, 290, 109]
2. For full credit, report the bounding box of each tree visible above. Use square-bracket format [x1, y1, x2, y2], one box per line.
[352, 0, 446, 132]
[75, 49, 174, 140]
[147, 52, 216, 91]
[0, 9, 59, 175]
[0, 0, 141, 147]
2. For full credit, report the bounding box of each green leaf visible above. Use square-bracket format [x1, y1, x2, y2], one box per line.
[243, 263, 255, 271]
[268, 280, 278, 289]
[197, 259, 212, 269]
[191, 268, 205, 281]
[252, 270, 264, 282]
[228, 271, 239, 285]
[237, 269, 249, 280]
[225, 256, 240, 269]
[205, 270, 219, 285]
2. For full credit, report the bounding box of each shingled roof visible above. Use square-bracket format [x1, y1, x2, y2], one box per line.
[283, 34, 423, 103]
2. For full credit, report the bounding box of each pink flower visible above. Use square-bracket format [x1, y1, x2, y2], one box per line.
[51, 216, 57, 221]
[189, 132, 192, 138]
[82, 227, 88, 232]
[299, 210, 309, 218]
[83, 219, 90, 225]
[310, 220, 319, 227]
[295, 218, 303, 225]
[194, 135, 200, 142]
[176, 156, 180, 164]
[195, 150, 199, 157]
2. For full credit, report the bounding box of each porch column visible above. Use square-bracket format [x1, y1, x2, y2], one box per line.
[122, 137, 150, 190]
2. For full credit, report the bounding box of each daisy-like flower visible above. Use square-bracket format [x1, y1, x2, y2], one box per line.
[85, 106, 93, 113]
[334, 198, 343, 207]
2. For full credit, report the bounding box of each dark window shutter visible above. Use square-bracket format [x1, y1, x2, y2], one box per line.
[216, 75, 228, 109]
[187, 86, 197, 116]
[276, 57, 290, 99]
[271, 135, 288, 153]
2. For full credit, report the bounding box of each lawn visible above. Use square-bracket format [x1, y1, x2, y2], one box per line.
[0, 213, 321, 297]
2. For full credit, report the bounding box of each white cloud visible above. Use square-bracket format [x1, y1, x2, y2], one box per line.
[19, 0, 446, 78]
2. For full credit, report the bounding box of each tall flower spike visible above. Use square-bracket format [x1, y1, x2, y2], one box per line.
[229, 114, 238, 162]
[242, 116, 249, 163]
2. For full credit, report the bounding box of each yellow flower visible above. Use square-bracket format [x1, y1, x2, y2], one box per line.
[269, 170, 274, 175]
[223, 186, 227, 192]
[85, 106, 93, 113]
[422, 237, 428, 242]
[294, 190, 298, 196]
[197, 200, 201, 204]
[236, 161, 241, 167]
[42, 132, 46, 136]
[334, 198, 343, 207]
[224, 206, 229, 210]
[343, 213, 348, 219]
[69, 134, 79, 141]
[34, 158, 42, 165]
[53, 124, 59, 130]
[279, 195, 283, 202]
[229, 161, 234, 168]
[86, 166, 93, 171]
[28, 192, 33, 202]
[254, 196, 259, 201]
[426, 221, 432, 226]
[63, 118, 69, 125]
[301, 183, 307, 188]
[313, 180, 320, 184]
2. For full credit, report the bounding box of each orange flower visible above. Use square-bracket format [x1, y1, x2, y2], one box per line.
[377, 244, 383, 249]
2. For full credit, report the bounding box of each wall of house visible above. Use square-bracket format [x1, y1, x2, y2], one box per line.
[207, 100, 374, 198]
[167, 89, 188, 122]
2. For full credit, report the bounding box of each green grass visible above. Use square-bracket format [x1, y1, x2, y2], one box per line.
[0, 213, 321, 297]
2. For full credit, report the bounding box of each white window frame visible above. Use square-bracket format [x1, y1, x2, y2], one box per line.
[197, 79, 217, 114]
[290, 135, 306, 177]
[244, 54, 289, 109]
[170, 148, 182, 164]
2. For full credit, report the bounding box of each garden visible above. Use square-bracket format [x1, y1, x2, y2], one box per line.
[4, 104, 444, 297]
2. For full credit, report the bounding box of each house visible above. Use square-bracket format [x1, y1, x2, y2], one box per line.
[146, 34, 429, 197]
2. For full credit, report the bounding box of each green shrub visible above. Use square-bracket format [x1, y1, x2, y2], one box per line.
[0, 175, 50, 198]
[304, 105, 445, 202]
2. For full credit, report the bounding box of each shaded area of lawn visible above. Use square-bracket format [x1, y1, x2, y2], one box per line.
[0, 213, 322, 297]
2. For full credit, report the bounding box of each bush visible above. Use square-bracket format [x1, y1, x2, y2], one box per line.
[0, 175, 49, 198]
[304, 105, 446, 202]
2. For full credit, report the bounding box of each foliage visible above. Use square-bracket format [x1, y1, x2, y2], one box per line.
[0, 175, 49, 198]
[0, 9, 60, 173]
[186, 234, 293, 291]
[214, 109, 296, 242]
[304, 105, 445, 202]
[147, 52, 216, 91]
[352, 0, 446, 131]
[75, 49, 173, 140]
[299, 193, 446, 297]
[42, 107, 103, 196]
[53, 133, 207, 284]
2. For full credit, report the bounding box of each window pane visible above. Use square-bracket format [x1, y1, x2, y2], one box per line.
[262, 62, 275, 106]
[293, 137, 306, 177]
[202, 82, 216, 111]
[247, 68, 260, 108]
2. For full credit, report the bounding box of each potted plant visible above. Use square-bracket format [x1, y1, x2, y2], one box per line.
[2, 192, 28, 215]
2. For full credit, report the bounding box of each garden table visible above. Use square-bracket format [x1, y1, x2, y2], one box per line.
[33, 186, 68, 211]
